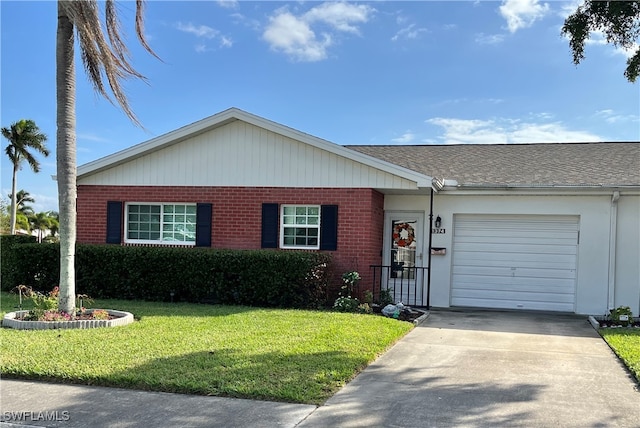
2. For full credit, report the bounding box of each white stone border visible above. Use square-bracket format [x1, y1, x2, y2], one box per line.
[588, 315, 600, 330]
[2, 309, 134, 330]
[413, 310, 430, 326]
[588, 315, 640, 330]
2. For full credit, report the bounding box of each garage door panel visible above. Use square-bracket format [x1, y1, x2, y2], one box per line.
[455, 216, 579, 228]
[455, 229, 577, 244]
[453, 265, 577, 280]
[453, 242, 578, 256]
[452, 276, 576, 293]
[453, 251, 577, 268]
[451, 297, 575, 312]
[451, 288, 575, 304]
[451, 215, 578, 312]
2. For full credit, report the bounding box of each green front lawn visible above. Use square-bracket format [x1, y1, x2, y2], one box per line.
[600, 328, 640, 383]
[0, 292, 412, 404]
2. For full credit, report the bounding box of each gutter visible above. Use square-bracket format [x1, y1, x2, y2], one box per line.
[455, 183, 640, 190]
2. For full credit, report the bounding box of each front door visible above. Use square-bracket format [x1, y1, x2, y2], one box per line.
[383, 212, 425, 306]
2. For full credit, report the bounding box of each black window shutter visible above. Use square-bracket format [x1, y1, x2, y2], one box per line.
[320, 205, 338, 251]
[195, 203, 212, 247]
[106, 201, 123, 244]
[261, 203, 279, 248]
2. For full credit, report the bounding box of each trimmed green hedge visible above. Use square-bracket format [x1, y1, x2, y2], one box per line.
[1, 235, 38, 291]
[3, 243, 332, 308]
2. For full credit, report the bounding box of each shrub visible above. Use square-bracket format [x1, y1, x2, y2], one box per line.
[610, 306, 634, 327]
[90, 309, 110, 320]
[357, 303, 373, 314]
[333, 296, 360, 312]
[0, 235, 37, 291]
[378, 288, 394, 306]
[4, 243, 332, 309]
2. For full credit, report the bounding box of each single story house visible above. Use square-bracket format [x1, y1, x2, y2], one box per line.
[76, 108, 640, 315]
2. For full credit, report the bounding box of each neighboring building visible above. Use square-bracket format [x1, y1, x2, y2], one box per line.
[76, 108, 640, 315]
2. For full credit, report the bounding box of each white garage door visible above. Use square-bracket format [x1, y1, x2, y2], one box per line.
[451, 215, 579, 312]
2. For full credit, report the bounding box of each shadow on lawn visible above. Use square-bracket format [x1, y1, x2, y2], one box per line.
[89, 301, 270, 319]
[104, 348, 363, 404]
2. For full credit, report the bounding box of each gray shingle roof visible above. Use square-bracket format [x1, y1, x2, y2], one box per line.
[346, 142, 640, 187]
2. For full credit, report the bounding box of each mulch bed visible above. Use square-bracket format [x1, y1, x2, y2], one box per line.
[372, 305, 426, 323]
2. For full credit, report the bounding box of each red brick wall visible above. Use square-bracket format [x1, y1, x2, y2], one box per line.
[77, 186, 385, 295]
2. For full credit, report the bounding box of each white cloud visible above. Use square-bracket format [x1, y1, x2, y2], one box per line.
[176, 22, 232, 53]
[426, 117, 601, 144]
[176, 22, 218, 39]
[30, 193, 59, 213]
[557, 0, 582, 19]
[216, 0, 238, 9]
[263, 2, 375, 62]
[263, 12, 331, 62]
[392, 24, 428, 42]
[231, 12, 261, 31]
[220, 36, 234, 48]
[304, 2, 372, 34]
[475, 33, 505, 45]
[391, 131, 415, 144]
[594, 109, 639, 124]
[585, 31, 640, 59]
[499, 0, 550, 33]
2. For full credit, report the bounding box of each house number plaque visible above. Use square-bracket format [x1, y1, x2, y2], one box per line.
[432, 228, 446, 234]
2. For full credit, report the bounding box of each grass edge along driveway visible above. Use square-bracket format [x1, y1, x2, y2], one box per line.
[599, 328, 640, 384]
[0, 293, 413, 404]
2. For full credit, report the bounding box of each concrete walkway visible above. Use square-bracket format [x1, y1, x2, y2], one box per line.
[1, 310, 639, 427]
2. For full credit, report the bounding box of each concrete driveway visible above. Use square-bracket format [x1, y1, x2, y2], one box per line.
[300, 310, 640, 428]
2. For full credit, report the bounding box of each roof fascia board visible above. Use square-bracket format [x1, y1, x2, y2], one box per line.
[77, 107, 433, 189]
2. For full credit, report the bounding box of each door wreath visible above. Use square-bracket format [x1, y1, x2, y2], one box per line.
[393, 222, 414, 247]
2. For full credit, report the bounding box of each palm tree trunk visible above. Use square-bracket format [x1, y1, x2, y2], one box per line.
[56, 2, 77, 315]
[10, 166, 18, 235]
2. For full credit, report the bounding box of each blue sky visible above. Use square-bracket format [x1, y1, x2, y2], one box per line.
[1, 0, 639, 212]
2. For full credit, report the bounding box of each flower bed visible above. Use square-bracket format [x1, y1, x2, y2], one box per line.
[589, 315, 640, 329]
[2, 309, 134, 330]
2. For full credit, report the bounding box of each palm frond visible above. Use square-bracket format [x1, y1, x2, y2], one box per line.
[59, 0, 159, 128]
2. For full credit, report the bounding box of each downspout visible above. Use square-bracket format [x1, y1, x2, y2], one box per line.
[427, 187, 434, 309]
[607, 191, 620, 310]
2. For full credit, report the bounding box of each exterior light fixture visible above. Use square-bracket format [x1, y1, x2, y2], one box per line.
[435, 216, 442, 229]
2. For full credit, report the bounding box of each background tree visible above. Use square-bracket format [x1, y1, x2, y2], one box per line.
[48, 211, 60, 238]
[56, 1, 158, 313]
[563, 1, 640, 82]
[15, 212, 31, 234]
[0, 198, 12, 233]
[9, 189, 36, 217]
[2, 120, 49, 235]
[29, 211, 59, 243]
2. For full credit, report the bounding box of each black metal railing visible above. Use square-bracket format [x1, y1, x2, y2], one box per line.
[369, 265, 429, 307]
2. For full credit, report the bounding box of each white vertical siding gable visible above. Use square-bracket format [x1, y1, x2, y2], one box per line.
[78, 120, 419, 189]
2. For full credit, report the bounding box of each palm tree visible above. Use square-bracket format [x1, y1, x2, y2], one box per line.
[48, 210, 60, 237]
[2, 120, 49, 235]
[29, 211, 59, 243]
[9, 189, 36, 216]
[56, 1, 157, 313]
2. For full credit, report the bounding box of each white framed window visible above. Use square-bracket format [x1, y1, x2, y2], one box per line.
[280, 205, 320, 249]
[125, 203, 197, 245]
